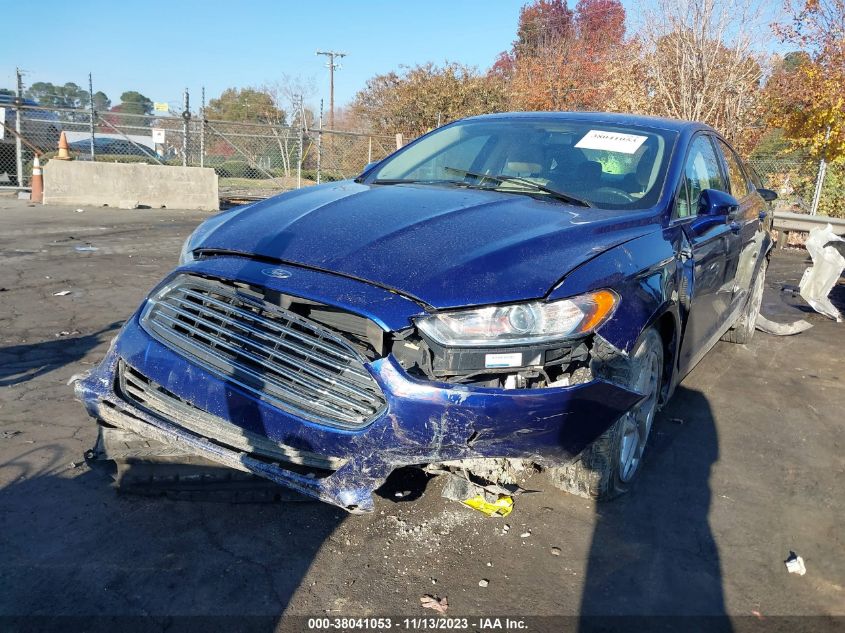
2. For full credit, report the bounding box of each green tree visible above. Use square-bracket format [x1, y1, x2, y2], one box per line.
[206, 87, 286, 124]
[118, 91, 153, 117]
[25, 81, 89, 109]
[92, 91, 111, 111]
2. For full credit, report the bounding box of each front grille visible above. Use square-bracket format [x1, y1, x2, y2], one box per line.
[140, 274, 387, 428]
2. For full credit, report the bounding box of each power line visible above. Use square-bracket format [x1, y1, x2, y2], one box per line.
[315, 50, 346, 129]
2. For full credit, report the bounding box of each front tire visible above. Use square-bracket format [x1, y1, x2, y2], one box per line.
[550, 328, 663, 500]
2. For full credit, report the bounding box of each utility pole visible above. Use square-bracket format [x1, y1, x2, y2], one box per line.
[315, 50, 346, 129]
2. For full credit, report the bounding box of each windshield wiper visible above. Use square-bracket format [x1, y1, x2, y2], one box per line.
[372, 178, 466, 186]
[444, 166, 592, 208]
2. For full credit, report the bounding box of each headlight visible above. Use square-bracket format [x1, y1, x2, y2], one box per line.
[415, 290, 618, 347]
[178, 208, 243, 265]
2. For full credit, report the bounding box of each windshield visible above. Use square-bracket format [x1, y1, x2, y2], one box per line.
[368, 118, 678, 210]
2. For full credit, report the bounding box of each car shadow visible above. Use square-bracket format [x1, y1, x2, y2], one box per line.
[0, 442, 344, 626]
[0, 321, 122, 387]
[579, 386, 732, 632]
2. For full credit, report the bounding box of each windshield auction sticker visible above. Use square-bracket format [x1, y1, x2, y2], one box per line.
[575, 129, 648, 154]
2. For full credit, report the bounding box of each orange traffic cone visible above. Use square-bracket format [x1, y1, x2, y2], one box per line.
[31, 155, 43, 203]
[56, 131, 71, 160]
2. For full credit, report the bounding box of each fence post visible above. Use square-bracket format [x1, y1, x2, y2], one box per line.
[316, 99, 323, 185]
[182, 88, 190, 168]
[14, 68, 23, 188]
[200, 86, 205, 169]
[809, 126, 831, 216]
[297, 94, 303, 189]
[88, 73, 96, 159]
[368, 137, 372, 163]
[395, 133, 403, 150]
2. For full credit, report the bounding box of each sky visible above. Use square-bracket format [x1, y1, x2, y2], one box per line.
[0, 0, 789, 113]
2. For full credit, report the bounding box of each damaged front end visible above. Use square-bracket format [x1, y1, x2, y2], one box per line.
[74, 255, 644, 513]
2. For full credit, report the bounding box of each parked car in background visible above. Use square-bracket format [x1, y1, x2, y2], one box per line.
[75, 112, 776, 512]
[68, 137, 157, 160]
[0, 94, 61, 185]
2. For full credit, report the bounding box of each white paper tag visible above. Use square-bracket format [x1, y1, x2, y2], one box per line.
[485, 352, 523, 369]
[575, 129, 648, 154]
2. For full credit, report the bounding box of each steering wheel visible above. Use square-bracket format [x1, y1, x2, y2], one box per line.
[594, 187, 636, 203]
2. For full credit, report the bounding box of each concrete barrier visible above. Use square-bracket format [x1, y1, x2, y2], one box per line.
[43, 160, 219, 211]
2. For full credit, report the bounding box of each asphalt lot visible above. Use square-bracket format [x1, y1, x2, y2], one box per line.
[0, 196, 843, 628]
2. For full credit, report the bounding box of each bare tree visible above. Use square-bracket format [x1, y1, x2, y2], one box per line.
[637, 0, 767, 148]
[262, 74, 317, 177]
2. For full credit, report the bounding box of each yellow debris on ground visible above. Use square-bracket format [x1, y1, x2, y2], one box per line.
[460, 494, 514, 517]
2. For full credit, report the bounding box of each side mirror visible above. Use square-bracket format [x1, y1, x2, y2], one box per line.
[757, 188, 778, 203]
[698, 188, 739, 219]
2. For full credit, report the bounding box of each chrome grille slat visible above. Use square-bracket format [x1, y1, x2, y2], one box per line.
[151, 311, 375, 414]
[153, 302, 376, 397]
[155, 296, 371, 384]
[178, 288, 360, 366]
[140, 275, 387, 428]
[144, 319, 363, 420]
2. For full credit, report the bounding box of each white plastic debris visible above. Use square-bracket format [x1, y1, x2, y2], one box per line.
[799, 224, 845, 321]
[52, 290, 71, 296]
[478, 579, 489, 587]
[755, 314, 813, 336]
[785, 551, 807, 576]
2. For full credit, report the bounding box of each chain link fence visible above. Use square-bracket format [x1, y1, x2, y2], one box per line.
[2, 94, 403, 200]
[4, 77, 839, 217]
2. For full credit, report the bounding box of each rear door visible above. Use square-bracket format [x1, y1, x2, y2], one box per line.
[714, 137, 766, 310]
[676, 134, 739, 372]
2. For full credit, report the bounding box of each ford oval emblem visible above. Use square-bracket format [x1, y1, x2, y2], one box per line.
[261, 268, 292, 279]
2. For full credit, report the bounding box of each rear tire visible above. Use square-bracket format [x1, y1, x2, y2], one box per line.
[550, 328, 663, 500]
[722, 259, 767, 344]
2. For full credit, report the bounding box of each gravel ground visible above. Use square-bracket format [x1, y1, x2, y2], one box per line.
[0, 197, 843, 629]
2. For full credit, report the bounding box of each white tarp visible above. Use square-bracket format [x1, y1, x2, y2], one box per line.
[799, 223, 845, 322]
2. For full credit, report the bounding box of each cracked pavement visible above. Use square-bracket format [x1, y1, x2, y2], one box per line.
[0, 196, 843, 625]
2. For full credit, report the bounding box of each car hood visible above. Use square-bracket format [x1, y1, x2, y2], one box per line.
[197, 181, 661, 309]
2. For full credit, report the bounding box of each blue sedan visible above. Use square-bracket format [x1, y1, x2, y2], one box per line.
[75, 112, 775, 512]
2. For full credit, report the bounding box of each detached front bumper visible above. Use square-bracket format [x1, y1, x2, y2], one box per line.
[75, 315, 642, 513]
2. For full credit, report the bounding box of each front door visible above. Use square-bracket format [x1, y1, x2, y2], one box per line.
[676, 134, 740, 373]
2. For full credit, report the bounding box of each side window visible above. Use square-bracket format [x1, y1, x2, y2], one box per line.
[684, 135, 727, 213]
[717, 139, 752, 198]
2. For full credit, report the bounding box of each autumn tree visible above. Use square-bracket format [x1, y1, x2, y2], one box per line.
[503, 0, 628, 111]
[351, 62, 507, 137]
[766, 0, 845, 162]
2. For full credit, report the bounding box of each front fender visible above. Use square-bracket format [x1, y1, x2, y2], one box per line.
[548, 228, 683, 356]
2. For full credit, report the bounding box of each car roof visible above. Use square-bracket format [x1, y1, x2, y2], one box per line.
[460, 111, 711, 134]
